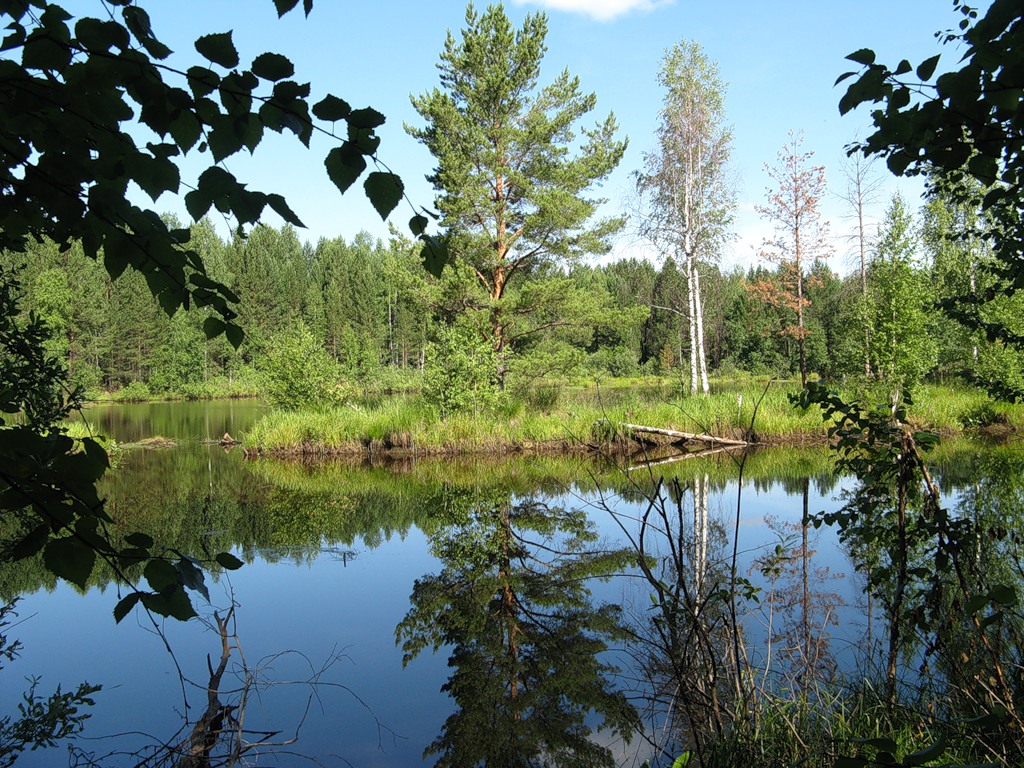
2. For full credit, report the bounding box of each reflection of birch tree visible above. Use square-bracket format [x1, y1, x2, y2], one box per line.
[693, 473, 709, 595]
[396, 496, 638, 767]
[606, 476, 739, 764]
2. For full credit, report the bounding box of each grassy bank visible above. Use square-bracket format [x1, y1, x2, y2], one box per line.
[243, 379, 1023, 455]
[88, 374, 262, 404]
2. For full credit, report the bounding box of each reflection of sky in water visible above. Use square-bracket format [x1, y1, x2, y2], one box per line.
[5, 529, 452, 767]
[2, 401, 917, 765]
[6, 480, 864, 766]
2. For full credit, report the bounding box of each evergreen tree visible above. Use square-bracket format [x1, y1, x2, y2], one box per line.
[408, 3, 626, 384]
[642, 257, 688, 372]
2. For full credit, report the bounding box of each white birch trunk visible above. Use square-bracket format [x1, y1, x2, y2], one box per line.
[692, 260, 709, 393]
[687, 256, 698, 395]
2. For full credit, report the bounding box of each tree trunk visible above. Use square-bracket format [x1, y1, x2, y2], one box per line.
[688, 263, 698, 395]
[692, 260, 709, 393]
[795, 231, 807, 388]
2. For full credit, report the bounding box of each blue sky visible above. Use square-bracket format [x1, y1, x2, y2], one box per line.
[140, 1, 977, 273]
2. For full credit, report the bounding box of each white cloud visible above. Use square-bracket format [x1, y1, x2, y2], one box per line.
[512, 0, 675, 22]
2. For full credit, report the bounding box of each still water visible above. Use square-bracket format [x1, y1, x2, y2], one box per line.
[1, 401, 1017, 766]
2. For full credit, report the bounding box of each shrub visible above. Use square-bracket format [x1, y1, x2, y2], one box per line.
[114, 381, 150, 402]
[422, 323, 503, 417]
[257, 322, 346, 411]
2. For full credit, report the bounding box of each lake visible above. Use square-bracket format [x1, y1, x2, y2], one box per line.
[2, 400, 1021, 767]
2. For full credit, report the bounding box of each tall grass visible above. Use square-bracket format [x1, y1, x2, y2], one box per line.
[242, 379, 1023, 454]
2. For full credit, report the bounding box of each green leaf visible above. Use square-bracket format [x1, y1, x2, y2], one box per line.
[186, 65, 220, 97]
[420, 235, 448, 278]
[966, 593, 988, 614]
[916, 54, 940, 81]
[251, 52, 294, 81]
[203, 317, 226, 339]
[144, 557, 178, 593]
[185, 190, 212, 222]
[74, 17, 129, 52]
[348, 107, 386, 129]
[409, 214, 428, 236]
[174, 555, 209, 602]
[122, 6, 171, 59]
[22, 29, 72, 71]
[113, 592, 142, 623]
[903, 733, 946, 766]
[142, 587, 196, 621]
[225, 322, 244, 349]
[216, 552, 244, 570]
[266, 193, 304, 227]
[125, 532, 154, 548]
[44, 537, 96, 589]
[846, 48, 876, 66]
[207, 124, 244, 162]
[325, 144, 366, 194]
[312, 94, 352, 122]
[11, 523, 50, 560]
[364, 171, 403, 220]
[272, 0, 300, 16]
[195, 31, 239, 69]
[989, 584, 1017, 606]
[890, 87, 911, 110]
[886, 151, 914, 176]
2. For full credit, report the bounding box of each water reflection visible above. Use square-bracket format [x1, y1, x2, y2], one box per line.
[5, 401, 1024, 766]
[397, 493, 639, 767]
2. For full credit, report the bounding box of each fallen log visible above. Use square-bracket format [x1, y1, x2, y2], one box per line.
[617, 422, 750, 447]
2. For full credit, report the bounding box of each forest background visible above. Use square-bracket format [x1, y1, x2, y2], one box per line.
[8, 1, 1018, 411]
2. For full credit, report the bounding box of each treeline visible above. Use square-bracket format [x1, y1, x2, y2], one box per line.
[6, 180, 1022, 400]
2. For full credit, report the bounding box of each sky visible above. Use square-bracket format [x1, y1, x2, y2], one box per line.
[136, 0, 979, 275]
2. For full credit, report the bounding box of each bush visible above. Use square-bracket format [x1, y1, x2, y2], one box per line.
[422, 323, 503, 417]
[523, 383, 562, 411]
[114, 381, 150, 402]
[257, 322, 346, 411]
[960, 401, 1010, 429]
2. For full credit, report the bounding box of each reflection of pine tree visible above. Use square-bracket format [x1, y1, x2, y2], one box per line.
[396, 496, 639, 767]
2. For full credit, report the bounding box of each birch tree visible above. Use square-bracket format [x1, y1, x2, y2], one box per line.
[837, 151, 883, 378]
[635, 40, 735, 394]
[754, 131, 832, 387]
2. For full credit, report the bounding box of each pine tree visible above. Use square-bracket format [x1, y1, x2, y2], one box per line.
[408, 4, 626, 384]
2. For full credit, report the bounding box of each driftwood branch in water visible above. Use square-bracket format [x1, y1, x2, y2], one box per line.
[626, 446, 734, 472]
[617, 422, 751, 447]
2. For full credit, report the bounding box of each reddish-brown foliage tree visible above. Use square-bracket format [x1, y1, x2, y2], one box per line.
[752, 132, 832, 385]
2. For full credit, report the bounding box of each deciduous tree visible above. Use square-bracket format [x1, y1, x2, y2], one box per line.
[634, 40, 735, 394]
[0, 0, 432, 619]
[868, 193, 936, 399]
[753, 132, 832, 386]
[838, 0, 1024, 388]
